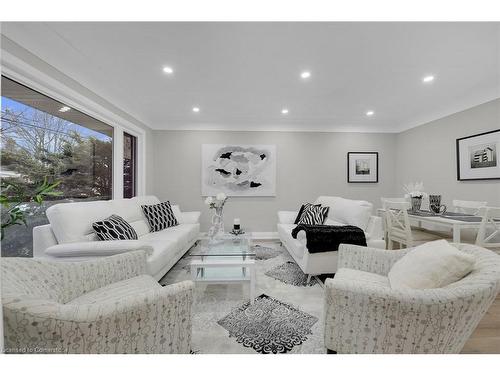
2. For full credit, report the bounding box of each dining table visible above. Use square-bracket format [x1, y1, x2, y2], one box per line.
[377, 208, 488, 243]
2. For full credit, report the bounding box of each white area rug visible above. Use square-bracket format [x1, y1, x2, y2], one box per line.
[159, 240, 325, 354]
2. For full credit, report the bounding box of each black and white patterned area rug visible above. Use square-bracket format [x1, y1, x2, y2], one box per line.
[265, 261, 318, 286]
[217, 294, 318, 354]
[252, 244, 283, 260]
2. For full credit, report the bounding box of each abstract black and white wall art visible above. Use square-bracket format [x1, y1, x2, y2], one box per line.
[457, 129, 500, 180]
[202, 144, 276, 196]
[347, 152, 379, 183]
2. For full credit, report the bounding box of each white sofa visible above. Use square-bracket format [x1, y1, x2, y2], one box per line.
[277, 196, 384, 277]
[33, 195, 200, 281]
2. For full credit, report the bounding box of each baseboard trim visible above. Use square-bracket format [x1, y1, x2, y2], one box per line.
[251, 232, 279, 240]
[198, 232, 279, 240]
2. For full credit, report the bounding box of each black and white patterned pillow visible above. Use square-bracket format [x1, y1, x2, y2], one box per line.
[294, 203, 321, 224]
[92, 214, 138, 241]
[298, 205, 329, 225]
[141, 201, 179, 232]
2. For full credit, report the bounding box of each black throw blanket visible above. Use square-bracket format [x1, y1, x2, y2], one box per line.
[291, 224, 367, 253]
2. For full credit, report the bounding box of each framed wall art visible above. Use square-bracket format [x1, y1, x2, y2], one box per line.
[347, 152, 379, 183]
[202, 144, 276, 196]
[456, 129, 500, 181]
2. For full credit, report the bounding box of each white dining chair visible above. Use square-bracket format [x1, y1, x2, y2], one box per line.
[383, 200, 443, 249]
[476, 206, 500, 249]
[380, 198, 409, 247]
[452, 200, 487, 215]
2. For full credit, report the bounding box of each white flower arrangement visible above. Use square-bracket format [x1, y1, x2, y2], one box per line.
[204, 192, 228, 209]
[403, 182, 427, 198]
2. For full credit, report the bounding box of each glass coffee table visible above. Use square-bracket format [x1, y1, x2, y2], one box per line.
[189, 234, 256, 303]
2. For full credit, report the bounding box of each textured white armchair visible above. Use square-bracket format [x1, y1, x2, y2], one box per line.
[1, 251, 194, 354]
[324, 244, 500, 354]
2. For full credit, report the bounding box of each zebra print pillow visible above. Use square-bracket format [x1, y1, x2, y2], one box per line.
[298, 205, 329, 225]
[294, 203, 322, 224]
[92, 214, 138, 241]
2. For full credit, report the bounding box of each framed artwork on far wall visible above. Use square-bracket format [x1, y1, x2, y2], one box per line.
[347, 152, 379, 183]
[456, 129, 500, 181]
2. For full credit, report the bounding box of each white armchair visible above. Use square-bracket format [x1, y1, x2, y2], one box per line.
[324, 244, 500, 354]
[2, 251, 194, 354]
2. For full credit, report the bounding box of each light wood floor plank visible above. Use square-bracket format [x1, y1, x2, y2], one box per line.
[461, 294, 500, 353]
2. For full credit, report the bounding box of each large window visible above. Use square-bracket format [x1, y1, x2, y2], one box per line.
[1, 76, 113, 257]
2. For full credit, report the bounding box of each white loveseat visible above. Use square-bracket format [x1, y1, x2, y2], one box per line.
[277, 196, 384, 277]
[33, 195, 200, 280]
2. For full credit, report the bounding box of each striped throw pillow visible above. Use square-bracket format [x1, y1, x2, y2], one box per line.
[294, 203, 322, 224]
[298, 205, 329, 225]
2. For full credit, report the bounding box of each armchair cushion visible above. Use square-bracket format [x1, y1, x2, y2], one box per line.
[69, 274, 160, 305]
[335, 268, 390, 288]
[388, 240, 475, 289]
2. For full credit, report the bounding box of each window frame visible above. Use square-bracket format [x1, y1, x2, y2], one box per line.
[123, 131, 138, 198]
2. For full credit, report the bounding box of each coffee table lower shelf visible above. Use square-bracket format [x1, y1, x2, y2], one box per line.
[190, 260, 256, 303]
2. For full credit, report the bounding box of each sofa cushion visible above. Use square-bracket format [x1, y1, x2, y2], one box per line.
[92, 214, 138, 241]
[46, 200, 113, 243]
[145, 240, 181, 276]
[142, 201, 179, 232]
[278, 211, 299, 224]
[324, 218, 346, 226]
[141, 224, 196, 248]
[336, 268, 390, 288]
[68, 275, 160, 305]
[315, 196, 372, 231]
[131, 221, 151, 238]
[116, 196, 160, 237]
[45, 240, 153, 258]
[388, 240, 475, 289]
[46, 196, 160, 244]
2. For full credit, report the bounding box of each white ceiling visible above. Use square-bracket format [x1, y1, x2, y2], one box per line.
[1, 22, 499, 133]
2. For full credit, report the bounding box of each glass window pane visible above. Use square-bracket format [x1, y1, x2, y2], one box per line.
[123, 132, 137, 198]
[1, 76, 113, 257]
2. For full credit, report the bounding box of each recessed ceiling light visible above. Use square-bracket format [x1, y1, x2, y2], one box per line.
[163, 66, 174, 74]
[59, 106, 71, 113]
[422, 75, 435, 83]
[366, 111, 375, 116]
[192, 107, 200, 113]
[281, 108, 289, 114]
[300, 71, 311, 79]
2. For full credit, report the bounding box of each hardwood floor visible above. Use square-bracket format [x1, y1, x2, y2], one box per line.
[461, 293, 500, 353]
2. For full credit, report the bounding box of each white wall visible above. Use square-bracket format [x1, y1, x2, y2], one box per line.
[152, 130, 397, 233]
[396, 98, 500, 209]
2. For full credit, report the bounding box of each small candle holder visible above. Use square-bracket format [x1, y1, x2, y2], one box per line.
[233, 218, 241, 231]
[231, 219, 244, 236]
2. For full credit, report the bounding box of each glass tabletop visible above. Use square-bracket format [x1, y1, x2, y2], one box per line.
[189, 234, 255, 257]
